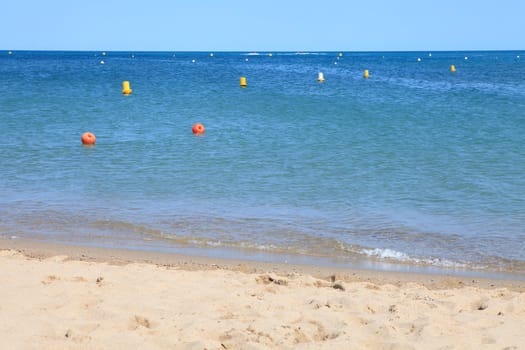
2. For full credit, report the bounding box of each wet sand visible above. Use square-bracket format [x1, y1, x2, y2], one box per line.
[1, 238, 524, 349]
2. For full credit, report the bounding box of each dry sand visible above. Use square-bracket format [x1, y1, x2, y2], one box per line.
[0, 239, 524, 350]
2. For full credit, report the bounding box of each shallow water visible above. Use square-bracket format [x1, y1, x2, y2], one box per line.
[1, 50, 524, 275]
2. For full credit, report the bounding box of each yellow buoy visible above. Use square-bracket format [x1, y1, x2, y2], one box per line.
[122, 81, 132, 95]
[240, 77, 247, 87]
[338, 52, 343, 57]
[450, 65, 456, 73]
[268, 53, 273, 57]
[317, 72, 325, 82]
[363, 69, 370, 79]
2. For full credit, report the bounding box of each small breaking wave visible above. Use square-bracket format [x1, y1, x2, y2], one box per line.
[361, 247, 468, 269]
[156, 228, 474, 271]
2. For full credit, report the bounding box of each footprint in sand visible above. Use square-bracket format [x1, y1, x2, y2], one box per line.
[41, 275, 60, 285]
[256, 274, 288, 286]
[129, 315, 155, 330]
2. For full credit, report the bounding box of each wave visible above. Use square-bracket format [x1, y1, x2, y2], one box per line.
[155, 230, 477, 272]
[239, 52, 329, 56]
[294, 52, 328, 55]
[3, 207, 524, 276]
[360, 248, 468, 269]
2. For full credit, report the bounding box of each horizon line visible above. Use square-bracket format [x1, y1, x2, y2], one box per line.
[3, 49, 524, 53]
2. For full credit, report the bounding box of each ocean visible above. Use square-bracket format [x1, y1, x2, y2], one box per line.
[1, 50, 524, 277]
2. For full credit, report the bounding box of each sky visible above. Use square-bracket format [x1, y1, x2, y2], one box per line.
[1, 0, 524, 51]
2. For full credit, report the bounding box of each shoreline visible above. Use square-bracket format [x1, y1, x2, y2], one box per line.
[2, 237, 524, 291]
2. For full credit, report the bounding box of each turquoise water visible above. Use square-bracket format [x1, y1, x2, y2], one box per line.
[1, 50, 524, 275]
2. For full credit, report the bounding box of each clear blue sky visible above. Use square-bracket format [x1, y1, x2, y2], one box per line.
[2, 0, 524, 51]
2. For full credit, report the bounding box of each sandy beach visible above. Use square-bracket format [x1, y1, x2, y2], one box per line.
[1, 238, 524, 350]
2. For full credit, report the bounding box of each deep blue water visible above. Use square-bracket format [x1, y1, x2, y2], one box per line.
[1, 50, 524, 275]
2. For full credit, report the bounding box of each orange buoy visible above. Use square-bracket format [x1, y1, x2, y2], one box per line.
[81, 132, 96, 145]
[192, 123, 205, 135]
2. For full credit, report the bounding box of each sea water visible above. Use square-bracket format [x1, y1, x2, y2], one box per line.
[1, 51, 524, 276]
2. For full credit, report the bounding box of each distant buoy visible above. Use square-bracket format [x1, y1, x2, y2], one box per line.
[417, 58, 421, 62]
[268, 53, 273, 57]
[192, 123, 205, 135]
[122, 81, 132, 95]
[245, 58, 249, 62]
[131, 54, 135, 58]
[517, 55, 520, 59]
[81, 132, 96, 145]
[334, 62, 338, 65]
[192, 59, 196, 63]
[210, 53, 214, 57]
[100, 60, 105, 65]
[363, 69, 370, 79]
[338, 52, 343, 57]
[102, 52, 106, 56]
[317, 72, 325, 82]
[464, 56, 468, 60]
[240, 77, 247, 87]
[8, 51, 13, 55]
[450, 65, 456, 73]
[429, 53, 432, 57]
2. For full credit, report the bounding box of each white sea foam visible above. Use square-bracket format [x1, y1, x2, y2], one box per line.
[361, 248, 467, 269]
[362, 248, 411, 260]
[294, 52, 326, 55]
